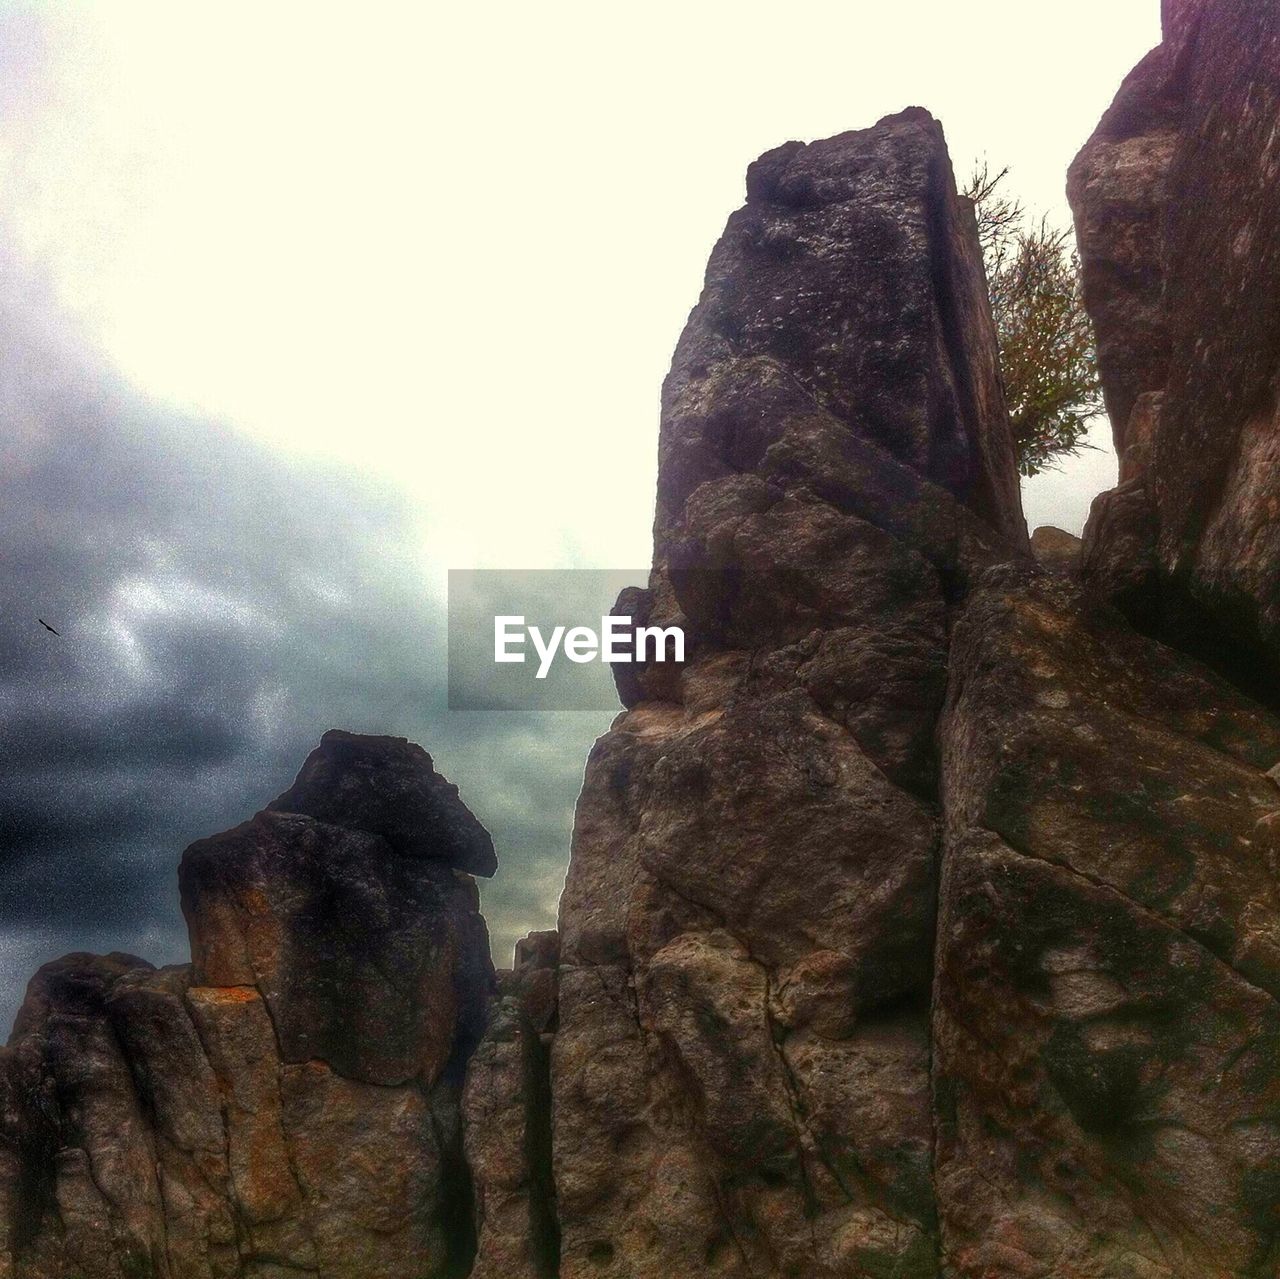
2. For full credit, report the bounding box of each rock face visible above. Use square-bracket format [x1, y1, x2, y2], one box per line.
[0, 734, 495, 1279]
[1069, 0, 1280, 683]
[552, 108, 1025, 1279]
[554, 79, 1280, 1279]
[937, 569, 1280, 1277]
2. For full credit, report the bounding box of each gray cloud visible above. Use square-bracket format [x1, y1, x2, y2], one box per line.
[0, 251, 607, 1031]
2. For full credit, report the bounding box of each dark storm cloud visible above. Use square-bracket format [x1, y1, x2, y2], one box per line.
[0, 253, 611, 1031]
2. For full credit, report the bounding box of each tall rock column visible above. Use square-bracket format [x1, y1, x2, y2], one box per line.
[552, 108, 1027, 1279]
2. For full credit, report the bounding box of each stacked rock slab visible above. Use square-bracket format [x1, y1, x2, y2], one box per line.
[0, 731, 496, 1279]
[1069, 0, 1280, 681]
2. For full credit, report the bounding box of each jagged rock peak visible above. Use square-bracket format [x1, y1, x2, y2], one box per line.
[657, 105, 1028, 556]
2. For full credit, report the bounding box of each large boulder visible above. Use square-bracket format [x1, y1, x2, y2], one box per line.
[268, 730, 497, 877]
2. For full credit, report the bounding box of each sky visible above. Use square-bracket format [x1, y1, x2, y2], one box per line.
[0, 1, 1160, 1029]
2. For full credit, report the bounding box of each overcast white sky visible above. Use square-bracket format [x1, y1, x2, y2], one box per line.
[0, 4, 1161, 1016]
[2, 1, 1159, 556]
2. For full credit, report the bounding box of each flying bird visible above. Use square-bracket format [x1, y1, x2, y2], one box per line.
[37, 618, 61, 636]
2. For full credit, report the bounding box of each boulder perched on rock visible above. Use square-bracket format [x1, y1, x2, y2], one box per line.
[1029, 524, 1082, 576]
[0, 734, 495, 1279]
[269, 730, 498, 877]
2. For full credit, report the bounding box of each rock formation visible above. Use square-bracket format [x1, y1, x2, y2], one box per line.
[552, 106, 1025, 1279]
[0, 731, 495, 1279]
[1069, 0, 1280, 689]
[553, 39, 1280, 1275]
[7, 3, 1280, 1273]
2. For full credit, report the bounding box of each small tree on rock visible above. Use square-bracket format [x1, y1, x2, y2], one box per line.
[964, 162, 1103, 477]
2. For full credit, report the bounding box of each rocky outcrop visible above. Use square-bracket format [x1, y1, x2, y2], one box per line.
[554, 74, 1280, 1279]
[1070, 0, 1280, 684]
[0, 732, 495, 1279]
[552, 107, 1026, 1279]
[180, 810, 490, 1089]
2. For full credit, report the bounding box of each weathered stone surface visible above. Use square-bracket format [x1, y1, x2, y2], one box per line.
[269, 730, 497, 877]
[555, 69, 1280, 1277]
[1081, 476, 1161, 628]
[657, 107, 1026, 553]
[181, 809, 492, 1087]
[185, 983, 314, 1269]
[278, 1060, 465, 1279]
[553, 108, 1024, 1279]
[937, 570, 1280, 1275]
[0, 735, 495, 1279]
[9, 18, 1280, 1274]
[935, 832, 1280, 1279]
[1070, 0, 1280, 674]
[946, 573, 1280, 988]
[5, 954, 185, 1279]
[1029, 525, 1082, 576]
